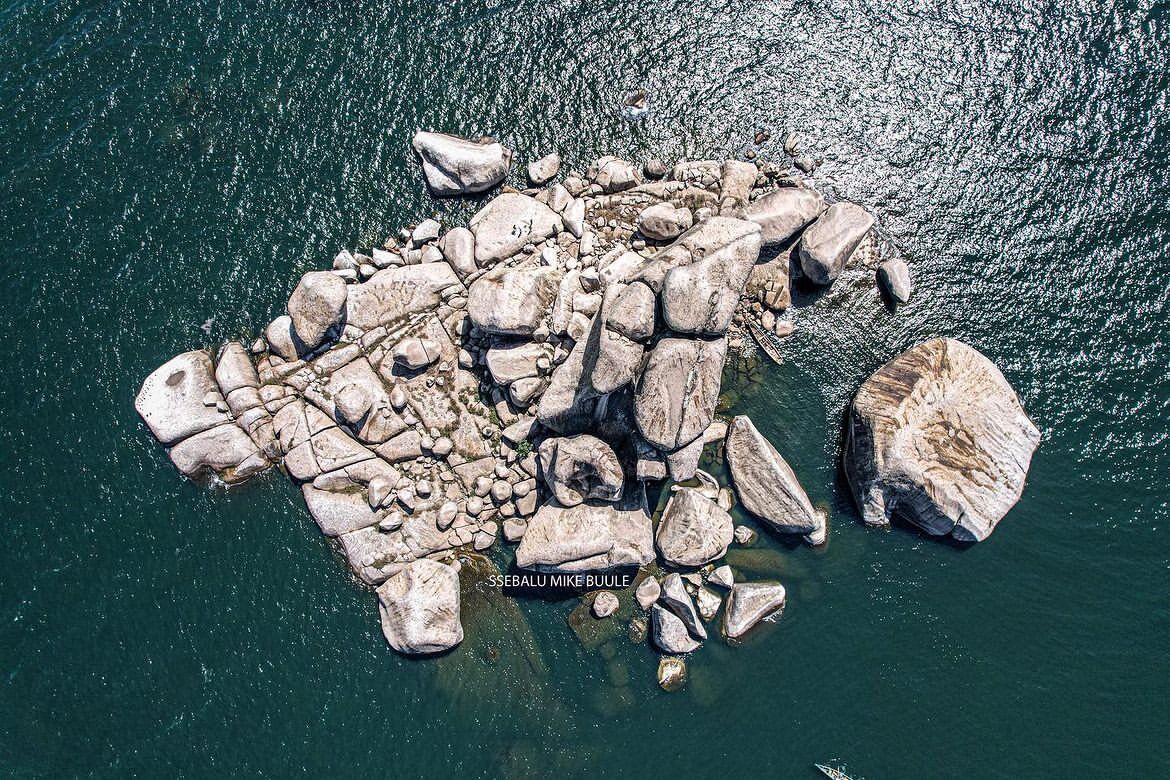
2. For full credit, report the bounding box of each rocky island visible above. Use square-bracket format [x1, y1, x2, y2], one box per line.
[135, 130, 1040, 688]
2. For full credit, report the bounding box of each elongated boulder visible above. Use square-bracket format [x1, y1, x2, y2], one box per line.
[467, 264, 563, 335]
[515, 489, 654, 572]
[659, 573, 707, 639]
[725, 415, 825, 543]
[634, 336, 726, 451]
[168, 424, 267, 483]
[660, 217, 762, 336]
[723, 581, 786, 639]
[878, 257, 912, 304]
[744, 187, 826, 245]
[797, 201, 873, 285]
[655, 488, 733, 567]
[650, 605, 701, 653]
[376, 559, 464, 655]
[537, 434, 624, 507]
[287, 271, 347, 351]
[135, 350, 230, 445]
[469, 193, 563, 266]
[412, 131, 511, 197]
[843, 338, 1041, 542]
[438, 227, 477, 280]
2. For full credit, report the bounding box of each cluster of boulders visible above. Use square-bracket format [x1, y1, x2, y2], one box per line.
[136, 130, 1040, 681]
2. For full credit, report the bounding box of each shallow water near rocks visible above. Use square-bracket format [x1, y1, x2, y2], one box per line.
[2, 0, 1168, 777]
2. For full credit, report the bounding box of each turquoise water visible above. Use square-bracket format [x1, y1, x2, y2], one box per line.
[2, 0, 1167, 776]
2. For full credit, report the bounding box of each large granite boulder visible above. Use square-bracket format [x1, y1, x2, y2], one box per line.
[168, 424, 267, 483]
[725, 415, 825, 543]
[376, 559, 464, 655]
[287, 271, 347, 351]
[655, 488, 734, 566]
[650, 604, 701, 653]
[605, 281, 656, 342]
[343, 263, 459, 330]
[659, 573, 707, 639]
[537, 434, 624, 507]
[797, 201, 873, 285]
[723, 581, 786, 639]
[135, 350, 230, 445]
[843, 338, 1041, 542]
[438, 226, 477, 280]
[660, 217, 762, 336]
[467, 264, 563, 336]
[744, 187, 826, 245]
[637, 203, 692, 241]
[469, 193, 563, 267]
[878, 257, 912, 304]
[515, 489, 654, 572]
[634, 336, 726, 451]
[411, 131, 511, 197]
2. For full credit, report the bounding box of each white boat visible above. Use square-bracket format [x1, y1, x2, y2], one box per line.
[814, 763, 856, 780]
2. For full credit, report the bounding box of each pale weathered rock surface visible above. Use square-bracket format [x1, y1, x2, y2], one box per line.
[635, 336, 726, 450]
[660, 573, 707, 640]
[469, 193, 562, 266]
[638, 202, 693, 241]
[725, 415, 825, 540]
[635, 576, 661, 610]
[655, 488, 734, 567]
[723, 581, 786, 639]
[657, 656, 687, 691]
[515, 490, 654, 572]
[592, 590, 619, 618]
[538, 434, 624, 507]
[844, 338, 1040, 542]
[660, 217, 762, 336]
[287, 271, 348, 351]
[527, 152, 561, 185]
[798, 201, 874, 285]
[878, 257, 912, 303]
[467, 264, 562, 335]
[376, 559, 463, 654]
[651, 604, 701, 653]
[744, 187, 826, 245]
[412, 131, 511, 196]
[135, 350, 230, 445]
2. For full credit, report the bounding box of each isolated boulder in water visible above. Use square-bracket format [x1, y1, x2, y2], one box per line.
[797, 201, 874, 285]
[723, 582, 786, 639]
[287, 271, 347, 351]
[725, 415, 825, 543]
[538, 434, 624, 507]
[878, 257, 912, 304]
[655, 487, 734, 567]
[411, 131, 512, 197]
[376, 559, 463, 655]
[744, 187, 826, 246]
[843, 338, 1041, 542]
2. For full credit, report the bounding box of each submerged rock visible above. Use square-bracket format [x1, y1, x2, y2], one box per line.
[725, 415, 825, 544]
[412, 131, 511, 196]
[843, 338, 1040, 542]
[376, 559, 464, 655]
[657, 656, 687, 691]
[723, 581, 786, 640]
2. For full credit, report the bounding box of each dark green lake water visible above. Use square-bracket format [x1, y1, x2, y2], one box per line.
[2, 1, 1167, 776]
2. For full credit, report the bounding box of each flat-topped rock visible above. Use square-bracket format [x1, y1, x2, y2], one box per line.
[844, 338, 1040, 542]
[135, 350, 230, 446]
[467, 264, 563, 336]
[469, 193, 562, 267]
[515, 490, 654, 572]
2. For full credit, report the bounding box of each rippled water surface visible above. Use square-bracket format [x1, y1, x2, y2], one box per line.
[2, 0, 1168, 776]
